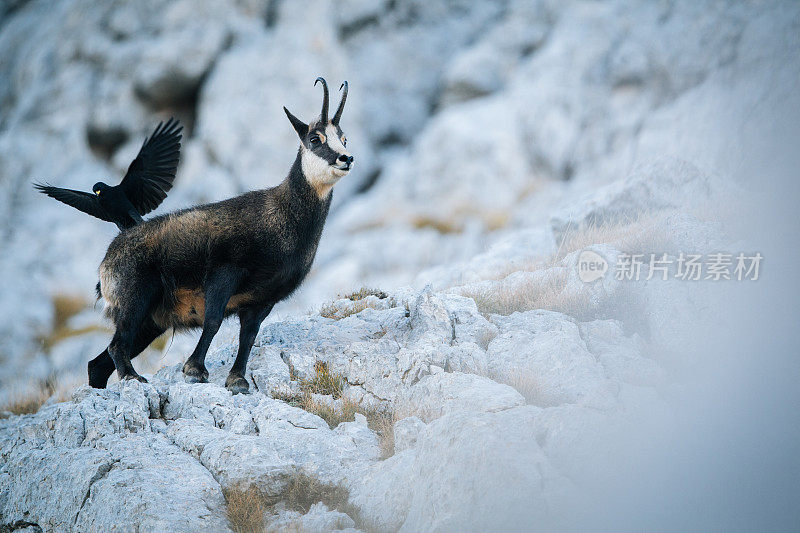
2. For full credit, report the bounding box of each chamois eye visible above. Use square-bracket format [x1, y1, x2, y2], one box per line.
[309, 135, 320, 145]
[342, 137, 347, 147]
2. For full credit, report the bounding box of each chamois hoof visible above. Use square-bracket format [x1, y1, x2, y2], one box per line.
[182, 361, 209, 384]
[121, 373, 148, 383]
[225, 374, 250, 395]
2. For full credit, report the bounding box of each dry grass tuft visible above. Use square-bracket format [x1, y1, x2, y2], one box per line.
[1, 387, 52, 417]
[273, 390, 394, 457]
[272, 361, 351, 427]
[319, 292, 390, 321]
[42, 324, 106, 351]
[552, 213, 675, 263]
[458, 212, 676, 318]
[411, 215, 463, 234]
[318, 300, 369, 320]
[273, 360, 396, 457]
[486, 370, 549, 406]
[225, 485, 270, 533]
[344, 287, 388, 301]
[463, 269, 594, 318]
[52, 294, 86, 329]
[300, 361, 346, 398]
[281, 472, 352, 515]
[0, 376, 74, 417]
[224, 472, 359, 532]
[411, 210, 509, 234]
[38, 293, 108, 351]
[366, 409, 396, 459]
[305, 395, 360, 429]
[318, 287, 391, 320]
[483, 211, 511, 232]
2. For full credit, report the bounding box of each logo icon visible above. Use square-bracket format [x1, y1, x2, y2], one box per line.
[577, 250, 608, 282]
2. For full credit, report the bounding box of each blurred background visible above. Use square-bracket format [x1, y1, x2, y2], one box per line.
[0, 0, 799, 527]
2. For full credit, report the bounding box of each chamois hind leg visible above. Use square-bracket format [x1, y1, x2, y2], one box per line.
[107, 279, 159, 382]
[88, 350, 115, 389]
[226, 304, 274, 394]
[88, 318, 165, 388]
[182, 266, 243, 384]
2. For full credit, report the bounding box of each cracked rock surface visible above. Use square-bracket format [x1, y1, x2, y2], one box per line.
[2, 280, 676, 531]
[0, 0, 797, 531]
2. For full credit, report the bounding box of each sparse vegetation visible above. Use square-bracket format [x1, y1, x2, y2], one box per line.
[463, 270, 594, 318]
[52, 294, 86, 328]
[0, 376, 73, 417]
[280, 472, 353, 515]
[1, 387, 53, 417]
[273, 392, 395, 458]
[319, 287, 390, 320]
[482, 211, 510, 232]
[411, 215, 462, 234]
[225, 485, 270, 533]
[300, 361, 346, 397]
[485, 370, 548, 406]
[272, 390, 359, 429]
[344, 287, 388, 301]
[552, 213, 675, 263]
[319, 300, 373, 320]
[224, 472, 359, 533]
[368, 409, 396, 459]
[37, 294, 108, 351]
[273, 361, 396, 457]
[457, 213, 674, 318]
[410, 209, 509, 234]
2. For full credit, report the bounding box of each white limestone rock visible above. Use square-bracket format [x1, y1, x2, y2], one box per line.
[549, 157, 729, 241]
[0, 381, 230, 532]
[487, 310, 618, 410]
[267, 502, 357, 533]
[351, 406, 572, 532]
[579, 319, 664, 388]
[392, 416, 426, 454]
[395, 372, 525, 421]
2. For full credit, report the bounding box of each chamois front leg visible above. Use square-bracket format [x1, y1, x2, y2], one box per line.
[182, 266, 243, 383]
[225, 304, 274, 394]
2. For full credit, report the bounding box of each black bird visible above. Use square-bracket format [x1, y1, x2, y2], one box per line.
[34, 118, 183, 231]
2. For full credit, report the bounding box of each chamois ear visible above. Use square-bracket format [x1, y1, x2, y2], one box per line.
[283, 107, 308, 138]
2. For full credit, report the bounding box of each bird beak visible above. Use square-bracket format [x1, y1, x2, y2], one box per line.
[95, 191, 100, 195]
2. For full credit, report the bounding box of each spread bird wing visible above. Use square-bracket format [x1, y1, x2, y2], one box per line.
[120, 117, 183, 216]
[33, 183, 116, 223]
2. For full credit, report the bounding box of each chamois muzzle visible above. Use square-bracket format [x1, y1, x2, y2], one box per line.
[336, 154, 354, 170]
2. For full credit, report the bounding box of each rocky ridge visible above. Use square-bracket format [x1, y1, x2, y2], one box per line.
[0, 0, 797, 530]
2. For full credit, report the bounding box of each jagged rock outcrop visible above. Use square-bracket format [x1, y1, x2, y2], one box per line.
[1, 0, 797, 530]
[2, 280, 672, 531]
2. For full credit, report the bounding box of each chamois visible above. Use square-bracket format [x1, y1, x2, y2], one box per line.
[89, 78, 353, 394]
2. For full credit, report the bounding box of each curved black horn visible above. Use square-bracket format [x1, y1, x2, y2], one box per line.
[333, 81, 348, 125]
[314, 77, 329, 123]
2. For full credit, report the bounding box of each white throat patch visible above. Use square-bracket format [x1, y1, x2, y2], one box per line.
[300, 124, 351, 198]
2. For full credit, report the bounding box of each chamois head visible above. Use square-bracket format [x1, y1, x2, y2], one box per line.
[284, 77, 353, 197]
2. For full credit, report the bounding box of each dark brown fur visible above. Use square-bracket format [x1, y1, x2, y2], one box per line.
[100, 183, 327, 331]
[88, 82, 352, 393]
